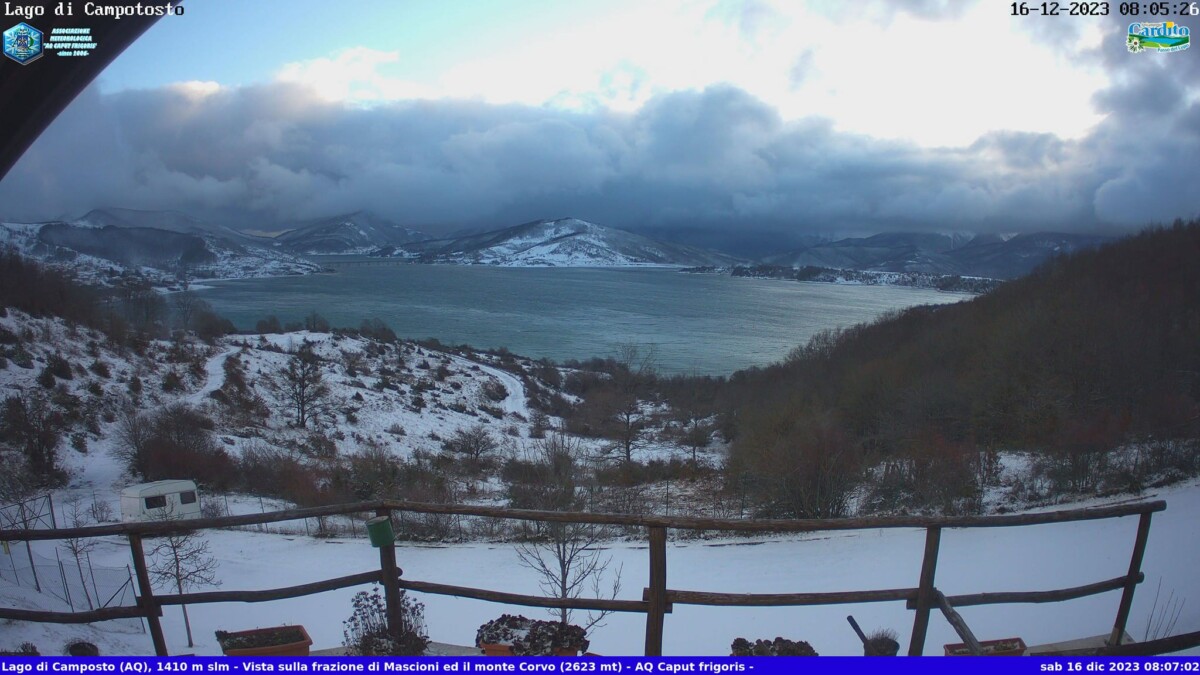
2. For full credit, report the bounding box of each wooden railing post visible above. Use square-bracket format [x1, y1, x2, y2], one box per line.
[1109, 512, 1153, 646]
[376, 508, 403, 639]
[908, 527, 941, 656]
[936, 590, 982, 655]
[644, 526, 668, 656]
[128, 534, 167, 656]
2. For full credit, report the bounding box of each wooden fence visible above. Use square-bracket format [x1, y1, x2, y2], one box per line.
[0, 498, 1183, 656]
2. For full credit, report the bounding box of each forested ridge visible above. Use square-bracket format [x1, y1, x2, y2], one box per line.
[690, 221, 1200, 516]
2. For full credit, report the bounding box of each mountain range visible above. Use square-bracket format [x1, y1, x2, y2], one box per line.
[0, 208, 322, 286]
[377, 217, 742, 267]
[0, 207, 1113, 282]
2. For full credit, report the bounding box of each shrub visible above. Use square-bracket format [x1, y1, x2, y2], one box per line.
[46, 354, 73, 380]
[482, 380, 508, 402]
[36, 367, 56, 388]
[162, 370, 184, 393]
[730, 637, 818, 656]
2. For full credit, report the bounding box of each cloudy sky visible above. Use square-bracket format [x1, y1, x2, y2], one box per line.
[1, 0, 1197, 245]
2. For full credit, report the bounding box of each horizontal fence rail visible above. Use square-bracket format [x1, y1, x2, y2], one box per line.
[0, 499, 1166, 541]
[0, 497, 1179, 656]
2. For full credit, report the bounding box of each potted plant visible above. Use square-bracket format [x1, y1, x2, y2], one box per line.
[730, 637, 818, 656]
[342, 587, 429, 656]
[944, 637, 1026, 656]
[215, 626, 313, 656]
[476, 614, 589, 656]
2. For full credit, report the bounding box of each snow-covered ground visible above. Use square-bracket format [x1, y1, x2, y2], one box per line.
[2, 308, 1198, 657]
[3, 479, 1197, 656]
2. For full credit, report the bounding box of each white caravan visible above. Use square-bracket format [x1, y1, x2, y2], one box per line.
[120, 480, 202, 522]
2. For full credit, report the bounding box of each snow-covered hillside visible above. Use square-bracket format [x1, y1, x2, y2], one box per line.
[1, 218, 323, 289]
[385, 218, 742, 268]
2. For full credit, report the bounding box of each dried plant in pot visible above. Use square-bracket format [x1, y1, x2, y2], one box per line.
[730, 637, 819, 656]
[476, 614, 590, 656]
[0, 643, 40, 656]
[215, 626, 313, 656]
[864, 628, 900, 656]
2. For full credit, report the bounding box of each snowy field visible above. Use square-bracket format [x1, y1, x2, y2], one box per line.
[3, 479, 1198, 657]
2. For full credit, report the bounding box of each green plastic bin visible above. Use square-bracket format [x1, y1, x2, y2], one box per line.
[366, 515, 394, 547]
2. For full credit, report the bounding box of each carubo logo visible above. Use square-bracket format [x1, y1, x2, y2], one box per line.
[1127, 21, 1190, 53]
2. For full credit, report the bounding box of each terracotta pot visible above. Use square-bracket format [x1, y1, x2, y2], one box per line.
[943, 637, 1026, 656]
[218, 626, 313, 656]
[479, 643, 578, 657]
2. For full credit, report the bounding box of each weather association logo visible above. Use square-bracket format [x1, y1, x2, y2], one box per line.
[3, 22, 43, 65]
[1127, 21, 1190, 53]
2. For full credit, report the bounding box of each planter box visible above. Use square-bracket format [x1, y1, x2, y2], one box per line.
[218, 626, 313, 656]
[944, 637, 1026, 656]
[479, 643, 578, 657]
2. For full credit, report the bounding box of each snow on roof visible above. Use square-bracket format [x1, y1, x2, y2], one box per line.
[119, 480, 198, 497]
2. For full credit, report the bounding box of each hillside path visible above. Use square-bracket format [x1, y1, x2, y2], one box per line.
[186, 346, 241, 405]
[447, 353, 528, 419]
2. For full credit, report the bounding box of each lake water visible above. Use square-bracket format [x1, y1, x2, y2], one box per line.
[199, 263, 966, 375]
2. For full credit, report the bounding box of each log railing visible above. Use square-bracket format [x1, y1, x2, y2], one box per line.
[0, 498, 1175, 656]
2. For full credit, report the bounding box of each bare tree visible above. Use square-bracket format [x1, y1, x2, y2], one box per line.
[604, 344, 658, 464]
[1, 392, 64, 483]
[114, 401, 150, 478]
[270, 341, 334, 427]
[515, 435, 622, 631]
[147, 509, 220, 648]
[171, 288, 205, 333]
[60, 496, 98, 610]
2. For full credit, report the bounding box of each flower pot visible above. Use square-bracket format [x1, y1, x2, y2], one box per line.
[479, 643, 578, 657]
[217, 626, 313, 656]
[943, 637, 1026, 656]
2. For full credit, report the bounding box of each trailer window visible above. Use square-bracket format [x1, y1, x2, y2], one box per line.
[144, 495, 166, 510]
[179, 491, 197, 505]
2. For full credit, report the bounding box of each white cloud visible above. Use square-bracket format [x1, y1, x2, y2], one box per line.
[263, 2, 1110, 149]
[276, 47, 437, 104]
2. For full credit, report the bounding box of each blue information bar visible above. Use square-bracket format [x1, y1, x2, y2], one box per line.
[0, 657, 1198, 675]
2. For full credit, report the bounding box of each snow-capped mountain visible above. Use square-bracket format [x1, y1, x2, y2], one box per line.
[382, 217, 743, 267]
[275, 211, 429, 254]
[766, 231, 1109, 280]
[1, 216, 323, 287]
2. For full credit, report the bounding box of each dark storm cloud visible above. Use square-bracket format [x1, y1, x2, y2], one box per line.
[1, 64, 1197, 236]
[1069, 12, 1200, 226]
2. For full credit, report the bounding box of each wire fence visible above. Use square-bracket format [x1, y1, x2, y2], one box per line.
[0, 494, 144, 634]
[0, 494, 56, 530]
